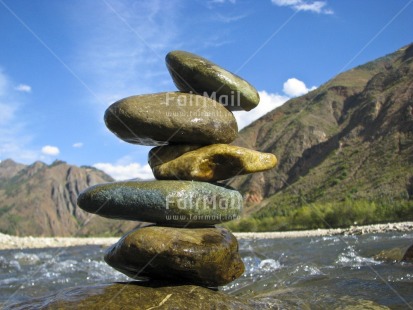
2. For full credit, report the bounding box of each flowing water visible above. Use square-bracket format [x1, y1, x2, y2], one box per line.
[1, 232, 413, 309]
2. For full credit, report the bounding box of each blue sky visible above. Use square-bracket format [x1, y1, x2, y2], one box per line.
[0, 0, 412, 180]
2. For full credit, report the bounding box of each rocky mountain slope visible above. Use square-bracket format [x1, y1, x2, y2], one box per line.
[1, 44, 412, 236]
[227, 43, 413, 227]
[0, 159, 140, 236]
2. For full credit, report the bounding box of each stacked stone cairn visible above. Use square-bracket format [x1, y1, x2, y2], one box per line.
[77, 51, 277, 288]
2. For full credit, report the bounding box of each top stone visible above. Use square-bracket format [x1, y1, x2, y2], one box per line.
[166, 50, 260, 111]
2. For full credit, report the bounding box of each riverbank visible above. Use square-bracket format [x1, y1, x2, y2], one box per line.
[1, 222, 412, 250]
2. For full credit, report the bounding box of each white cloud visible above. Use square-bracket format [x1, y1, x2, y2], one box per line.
[0, 102, 17, 124]
[72, 142, 83, 148]
[233, 78, 317, 129]
[14, 84, 32, 93]
[0, 70, 39, 163]
[215, 13, 248, 23]
[0, 135, 38, 163]
[0, 70, 64, 164]
[71, 0, 235, 114]
[271, 0, 333, 14]
[41, 145, 60, 156]
[93, 162, 154, 180]
[72, 0, 183, 107]
[283, 78, 316, 97]
[234, 90, 289, 129]
[0, 70, 18, 124]
[0, 70, 9, 96]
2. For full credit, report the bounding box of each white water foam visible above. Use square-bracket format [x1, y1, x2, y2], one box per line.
[336, 246, 381, 268]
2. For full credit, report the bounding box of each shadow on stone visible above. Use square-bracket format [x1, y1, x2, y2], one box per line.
[402, 244, 413, 262]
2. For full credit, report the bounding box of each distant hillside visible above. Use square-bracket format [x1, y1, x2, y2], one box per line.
[0, 159, 140, 236]
[2, 44, 413, 235]
[226, 43, 413, 231]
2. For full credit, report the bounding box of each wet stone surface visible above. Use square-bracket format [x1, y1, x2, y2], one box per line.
[104, 226, 245, 287]
[77, 180, 242, 227]
[149, 144, 277, 181]
[104, 92, 238, 146]
[166, 50, 260, 111]
[5, 281, 260, 310]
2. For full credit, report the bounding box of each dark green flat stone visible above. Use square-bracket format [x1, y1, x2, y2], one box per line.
[77, 180, 242, 227]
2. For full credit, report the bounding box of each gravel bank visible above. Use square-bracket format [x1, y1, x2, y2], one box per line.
[1, 222, 412, 250]
[235, 221, 413, 239]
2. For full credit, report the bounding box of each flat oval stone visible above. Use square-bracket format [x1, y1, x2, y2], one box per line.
[149, 144, 277, 181]
[104, 226, 245, 287]
[77, 180, 242, 227]
[166, 50, 260, 111]
[104, 92, 238, 146]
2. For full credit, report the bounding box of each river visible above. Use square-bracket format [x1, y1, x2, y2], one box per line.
[1, 232, 413, 309]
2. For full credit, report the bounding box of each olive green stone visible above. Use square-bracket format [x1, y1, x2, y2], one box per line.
[402, 244, 413, 262]
[373, 244, 413, 263]
[149, 144, 277, 181]
[104, 226, 245, 287]
[374, 248, 405, 262]
[166, 50, 260, 111]
[77, 180, 242, 227]
[6, 281, 257, 310]
[104, 92, 238, 146]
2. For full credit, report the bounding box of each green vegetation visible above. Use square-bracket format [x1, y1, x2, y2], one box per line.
[2, 180, 21, 197]
[0, 205, 13, 217]
[50, 160, 67, 167]
[225, 44, 413, 234]
[0, 213, 23, 235]
[225, 199, 413, 232]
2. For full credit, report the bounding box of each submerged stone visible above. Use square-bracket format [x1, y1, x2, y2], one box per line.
[5, 281, 257, 310]
[77, 180, 242, 227]
[166, 50, 260, 111]
[374, 247, 406, 262]
[104, 226, 245, 287]
[149, 144, 277, 181]
[402, 244, 413, 262]
[104, 92, 238, 146]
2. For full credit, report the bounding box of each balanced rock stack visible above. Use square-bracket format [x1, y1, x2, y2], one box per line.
[77, 51, 277, 288]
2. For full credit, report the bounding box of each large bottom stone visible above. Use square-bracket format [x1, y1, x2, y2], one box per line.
[104, 226, 244, 287]
[5, 282, 259, 310]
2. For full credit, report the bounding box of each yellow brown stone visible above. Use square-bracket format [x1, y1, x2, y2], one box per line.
[149, 144, 277, 181]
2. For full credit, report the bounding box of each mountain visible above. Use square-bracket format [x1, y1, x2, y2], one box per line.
[2, 45, 413, 235]
[0, 159, 140, 236]
[226, 43, 413, 230]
